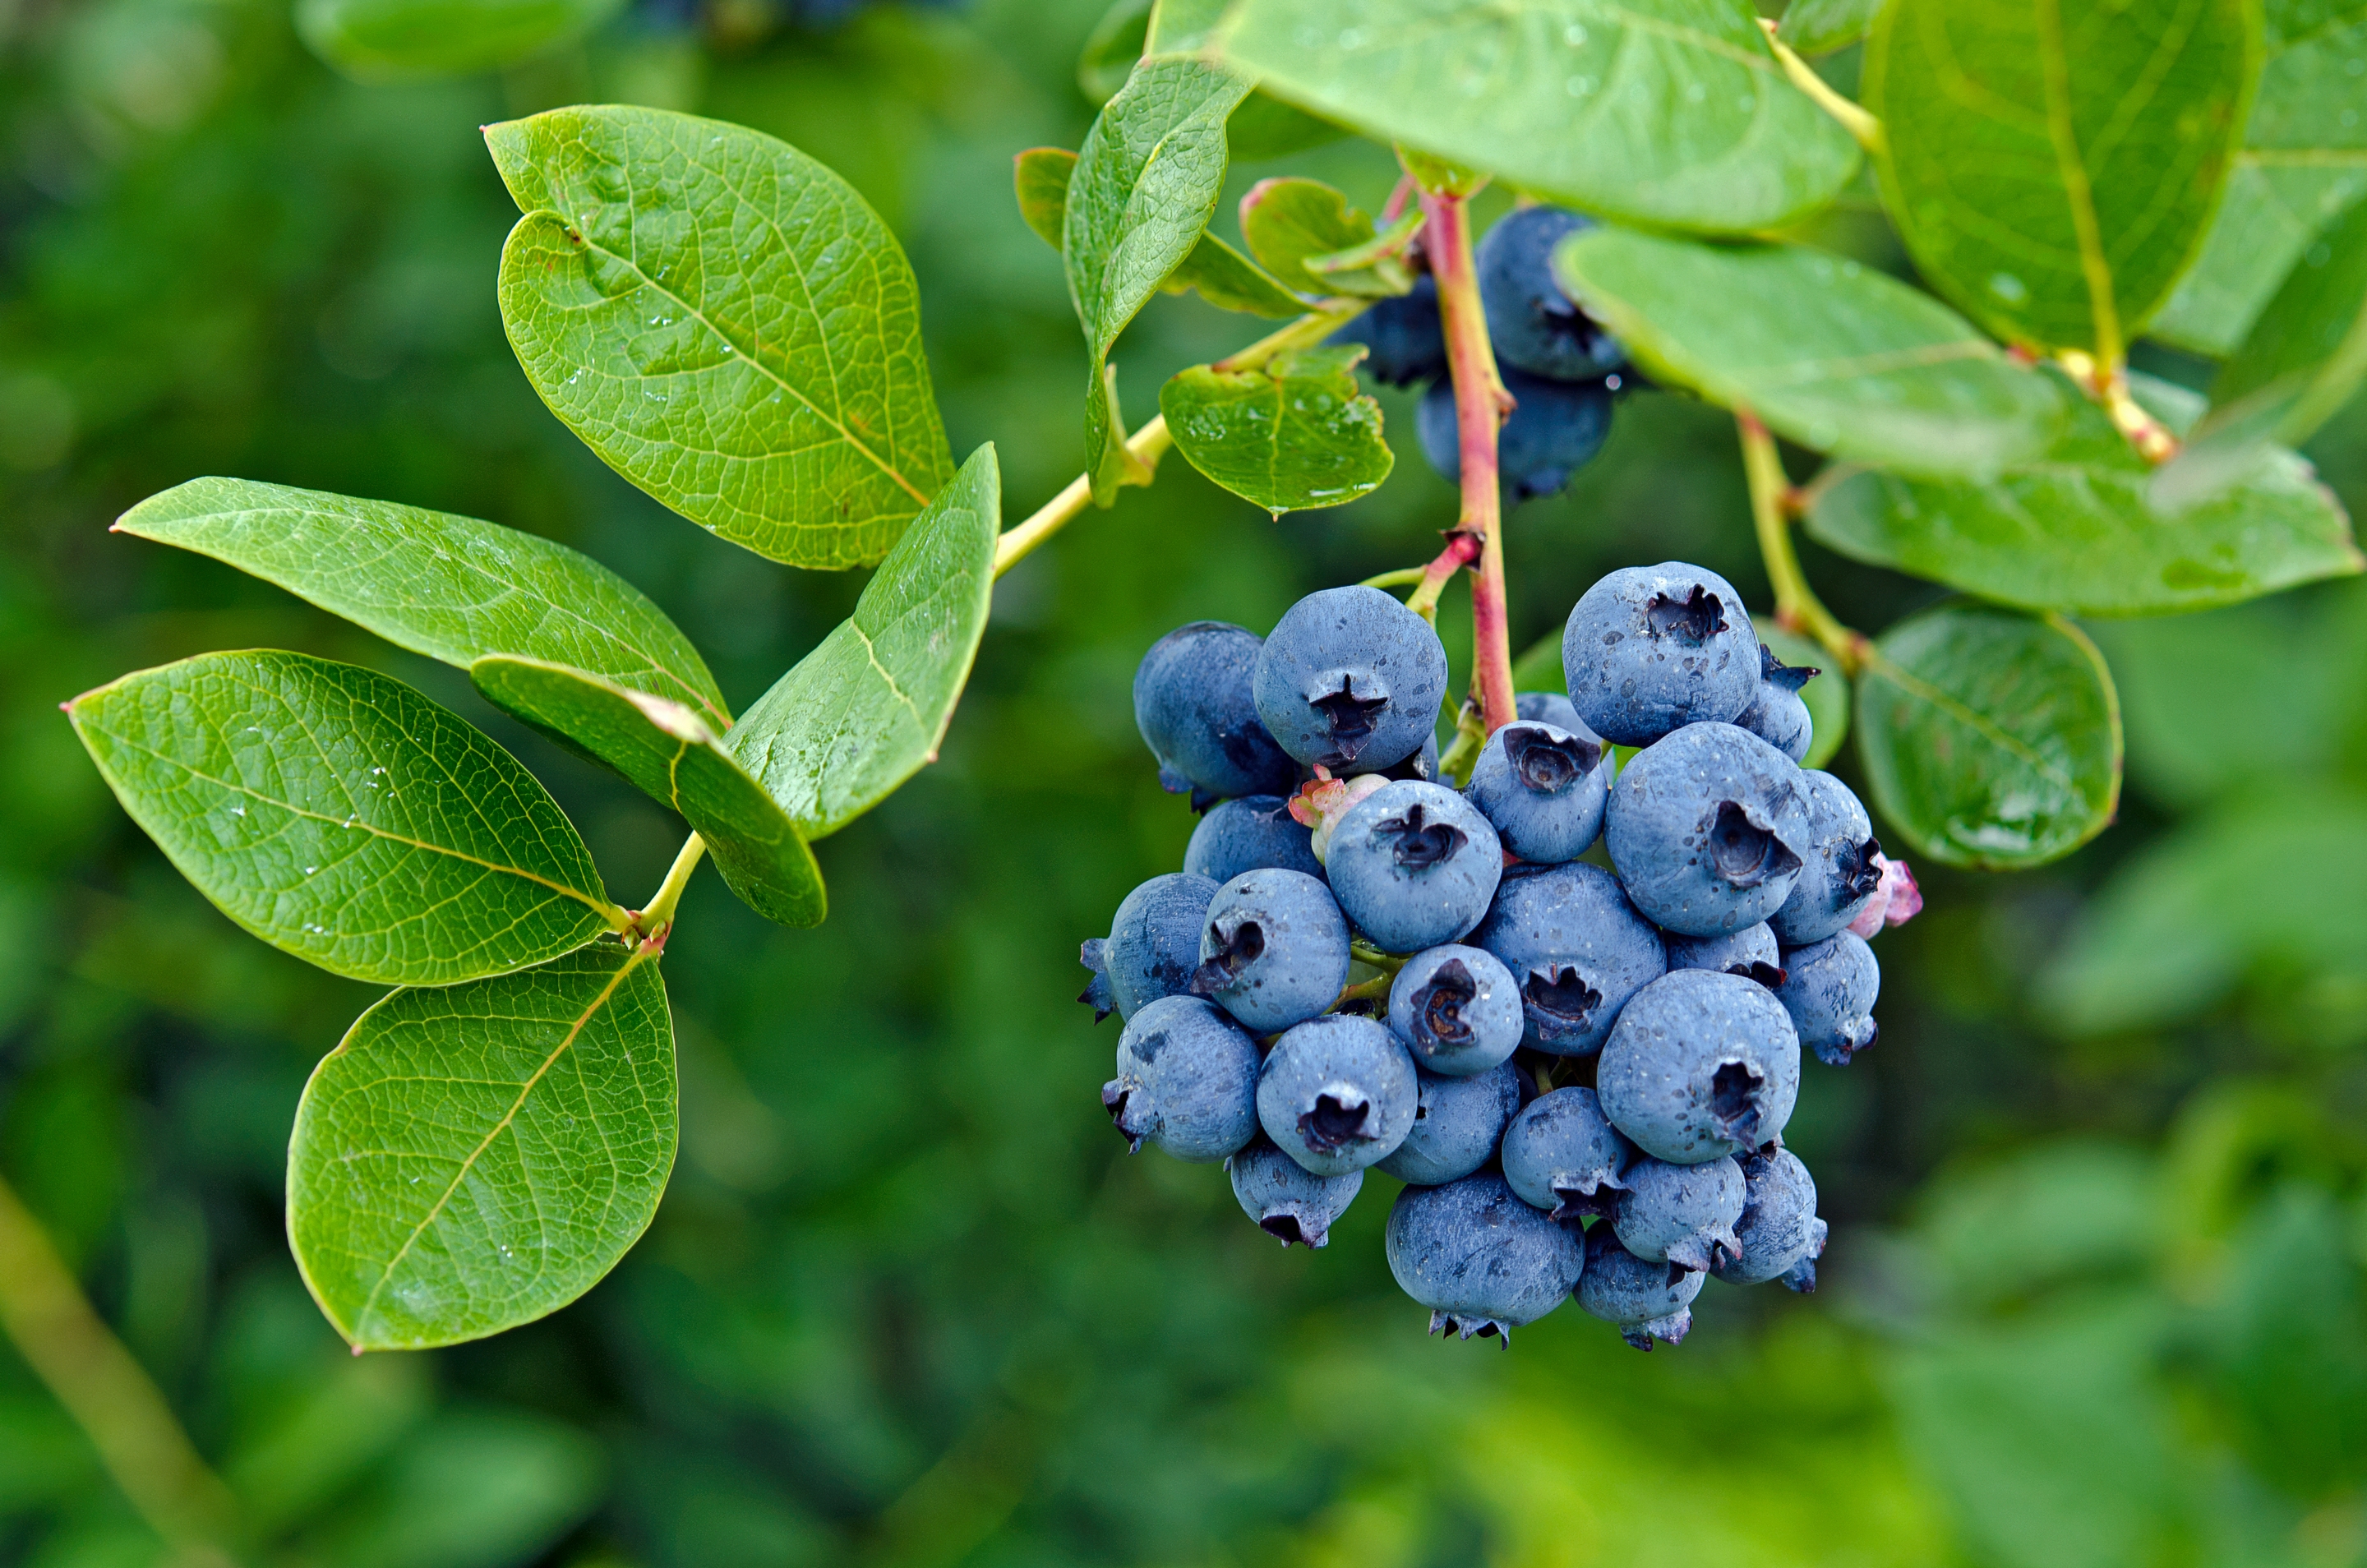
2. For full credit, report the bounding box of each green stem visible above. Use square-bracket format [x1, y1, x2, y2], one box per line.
[1349, 938, 1411, 973]
[1435, 699, 1488, 786]
[631, 832, 707, 948]
[1332, 974, 1394, 1008]
[1758, 21, 1884, 151]
[1359, 566, 1428, 591]
[1737, 411, 1868, 676]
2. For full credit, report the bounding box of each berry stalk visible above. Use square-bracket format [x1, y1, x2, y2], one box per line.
[1737, 411, 1869, 676]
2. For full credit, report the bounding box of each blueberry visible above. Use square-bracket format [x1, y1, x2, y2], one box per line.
[1500, 1086, 1633, 1220]
[1766, 770, 1883, 947]
[1663, 922, 1785, 989]
[1596, 969, 1802, 1164]
[1605, 722, 1811, 938]
[1773, 930, 1880, 1066]
[1383, 1173, 1586, 1342]
[1326, 275, 1446, 387]
[1254, 586, 1449, 774]
[1515, 690, 1584, 731]
[1710, 1147, 1827, 1289]
[1324, 780, 1503, 953]
[1191, 869, 1350, 1033]
[1474, 205, 1626, 380]
[1468, 860, 1666, 1055]
[1101, 995, 1262, 1162]
[1257, 1012, 1419, 1177]
[1612, 1155, 1745, 1274]
[1378, 1060, 1523, 1185]
[1417, 367, 1614, 505]
[1185, 795, 1326, 884]
[1577, 1223, 1704, 1350]
[1732, 643, 1818, 763]
[1465, 720, 1609, 864]
[1082, 872, 1220, 1022]
[1386, 943, 1524, 1076]
[1133, 621, 1299, 805]
[1227, 1134, 1364, 1247]
[1562, 562, 1760, 745]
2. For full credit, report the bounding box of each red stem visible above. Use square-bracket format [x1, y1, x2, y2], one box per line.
[1403, 529, 1483, 619]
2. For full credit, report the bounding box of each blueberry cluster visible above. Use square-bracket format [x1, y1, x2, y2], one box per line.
[1084, 562, 1923, 1349]
[1331, 205, 1631, 505]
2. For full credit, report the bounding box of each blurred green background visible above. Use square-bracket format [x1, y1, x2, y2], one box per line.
[5, 1, 2367, 1564]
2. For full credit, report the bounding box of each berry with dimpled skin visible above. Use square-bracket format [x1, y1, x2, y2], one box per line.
[1663, 922, 1784, 989]
[1387, 943, 1524, 1077]
[1465, 720, 1610, 864]
[1185, 796, 1326, 885]
[1773, 931, 1880, 1066]
[1324, 780, 1502, 953]
[1384, 1173, 1587, 1343]
[1767, 771, 1884, 947]
[1710, 1147, 1827, 1289]
[1516, 690, 1584, 731]
[1470, 860, 1667, 1055]
[1578, 1223, 1704, 1349]
[1133, 621, 1299, 806]
[1326, 275, 1446, 386]
[1500, 1086, 1632, 1220]
[1254, 586, 1448, 775]
[1227, 1135, 1364, 1248]
[1418, 367, 1614, 505]
[1101, 995, 1262, 1162]
[1474, 205, 1626, 380]
[1606, 722, 1811, 938]
[1378, 1060, 1523, 1185]
[1190, 869, 1350, 1034]
[1596, 969, 1802, 1164]
[1731, 643, 1818, 763]
[1562, 563, 1760, 745]
[1257, 1013, 1419, 1177]
[1613, 1155, 1745, 1274]
[1082, 873, 1220, 1022]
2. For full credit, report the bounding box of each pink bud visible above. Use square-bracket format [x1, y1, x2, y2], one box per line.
[1847, 855, 1922, 938]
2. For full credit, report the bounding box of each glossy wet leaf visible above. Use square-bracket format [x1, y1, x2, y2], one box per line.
[116, 477, 727, 726]
[1760, 625, 1850, 771]
[296, 0, 621, 79]
[1554, 230, 2065, 477]
[1239, 178, 1407, 297]
[488, 105, 953, 570]
[1164, 236, 1308, 316]
[1160, 347, 1394, 514]
[1013, 147, 1075, 250]
[1215, 0, 1862, 233]
[1865, 0, 2254, 357]
[727, 445, 999, 837]
[1854, 603, 2121, 869]
[470, 658, 824, 929]
[1777, 0, 1882, 55]
[67, 651, 618, 985]
[288, 942, 674, 1350]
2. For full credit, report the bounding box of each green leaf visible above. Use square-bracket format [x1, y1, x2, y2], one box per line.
[1065, 58, 1253, 504]
[114, 477, 728, 726]
[487, 105, 953, 571]
[1510, 630, 1562, 695]
[1214, 0, 1862, 234]
[66, 651, 620, 986]
[1163, 235, 1310, 317]
[1760, 625, 1850, 771]
[1160, 347, 1395, 514]
[1863, 0, 2257, 357]
[727, 445, 999, 837]
[1853, 602, 2121, 869]
[1777, 0, 1882, 55]
[295, 0, 621, 79]
[1225, 93, 1352, 162]
[2209, 195, 2367, 441]
[1147, 0, 1227, 52]
[1013, 147, 1076, 251]
[288, 942, 673, 1350]
[469, 658, 825, 929]
[1239, 178, 1409, 297]
[1079, 0, 1152, 101]
[1553, 229, 2065, 477]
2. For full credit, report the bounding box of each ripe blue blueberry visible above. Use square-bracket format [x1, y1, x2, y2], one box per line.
[1562, 562, 1760, 745]
[1386, 943, 1525, 1076]
[1710, 1147, 1827, 1289]
[1082, 872, 1220, 1022]
[1324, 780, 1503, 953]
[1773, 930, 1880, 1066]
[1101, 995, 1262, 1162]
[1418, 367, 1615, 505]
[1605, 722, 1811, 938]
[1612, 1154, 1745, 1274]
[1516, 690, 1584, 731]
[1254, 586, 1449, 774]
[1577, 1223, 1704, 1349]
[1377, 1060, 1523, 1185]
[1663, 922, 1784, 989]
[1227, 1134, 1364, 1248]
[1133, 621, 1299, 805]
[1474, 205, 1626, 380]
[1500, 1086, 1632, 1220]
[1465, 719, 1610, 864]
[1732, 643, 1818, 763]
[1256, 1013, 1419, 1177]
[1469, 860, 1667, 1055]
[1766, 770, 1883, 947]
[1326, 274, 1446, 386]
[1190, 869, 1350, 1033]
[1596, 969, 1802, 1164]
[1185, 795, 1326, 884]
[1384, 1173, 1587, 1343]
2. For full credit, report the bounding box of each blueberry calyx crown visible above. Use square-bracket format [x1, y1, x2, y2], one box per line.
[1413, 959, 1477, 1045]
[1375, 802, 1467, 869]
[1308, 675, 1390, 763]
[1100, 1081, 1142, 1152]
[1760, 642, 1818, 693]
[1706, 800, 1804, 888]
[1838, 835, 1885, 901]
[1078, 938, 1115, 1022]
[1644, 584, 1727, 644]
[1429, 1309, 1511, 1344]
[1261, 1213, 1316, 1247]
[1299, 1092, 1374, 1151]
[1548, 1182, 1622, 1224]
[1707, 1059, 1767, 1143]
[1728, 960, 1788, 989]
[1523, 963, 1602, 1023]
[1504, 723, 1603, 794]
[1188, 918, 1265, 996]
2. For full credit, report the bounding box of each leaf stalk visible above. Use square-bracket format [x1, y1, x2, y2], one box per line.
[1758, 21, 1884, 152]
[631, 832, 708, 948]
[1738, 411, 1870, 676]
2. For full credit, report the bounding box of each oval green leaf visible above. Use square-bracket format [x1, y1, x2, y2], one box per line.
[1164, 235, 1309, 317]
[1854, 603, 2122, 869]
[487, 106, 954, 571]
[1239, 178, 1408, 298]
[1760, 624, 1849, 771]
[1015, 147, 1077, 251]
[66, 651, 621, 985]
[1160, 347, 1393, 514]
[296, 0, 621, 79]
[288, 942, 674, 1350]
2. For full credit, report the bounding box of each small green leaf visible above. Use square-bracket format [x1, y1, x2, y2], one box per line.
[1146, 0, 1227, 52]
[727, 445, 999, 837]
[1864, 0, 2257, 357]
[1013, 147, 1076, 251]
[295, 0, 621, 79]
[1853, 602, 2121, 869]
[1079, 0, 1152, 101]
[115, 477, 727, 726]
[1239, 178, 1408, 297]
[488, 105, 953, 570]
[469, 658, 825, 929]
[1760, 625, 1850, 771]
[1777, 0, 1883, 55]
[1553, 229, 2065, 477]
[1163, 235, 1309, 317]
[1215, 0, 1862, 234]
[67, 652, 619, 985]
[1160, 347, 1395, 514]
[288, 943, 673, 1350]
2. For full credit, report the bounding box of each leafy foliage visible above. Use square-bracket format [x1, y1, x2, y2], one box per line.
[1237, 177, 1411, 297]
[295, 0, 623, 79]
[1160, 347, 1394, 514]
[1777, 0, 1882, 55]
